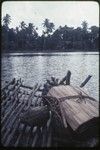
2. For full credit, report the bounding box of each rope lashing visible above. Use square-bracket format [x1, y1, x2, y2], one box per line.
[42, 94, 97, 103]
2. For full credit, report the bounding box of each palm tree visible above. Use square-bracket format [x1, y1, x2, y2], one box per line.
[81, 21, 88, 32]
[89, 26, 99, 49]
[2, 14, 11, 51]
[42, 18, 55, 36]
[19, 21, 27, 49]
[27, 23, 34, 35]
[3, 14, 11, 30]
[81, 21, 89, 50]
[20, 21, 27, 30]
[42, 18, 55, 50]
[26, 23, 38, 49]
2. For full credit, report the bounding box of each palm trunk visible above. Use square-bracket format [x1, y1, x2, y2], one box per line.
[43, 36, 46, 50]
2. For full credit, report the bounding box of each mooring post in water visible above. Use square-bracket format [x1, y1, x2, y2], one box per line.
[80, 75, 92, 87]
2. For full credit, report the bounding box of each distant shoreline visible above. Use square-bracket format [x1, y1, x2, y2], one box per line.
[1, 49, 99, 54]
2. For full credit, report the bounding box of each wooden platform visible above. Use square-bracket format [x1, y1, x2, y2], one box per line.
[1, 77, 99, 147]
[47, 85, 99, 132]
[1, 79, 52, 147]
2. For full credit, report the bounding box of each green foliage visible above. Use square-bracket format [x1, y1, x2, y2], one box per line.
[1, 14, 99, 52]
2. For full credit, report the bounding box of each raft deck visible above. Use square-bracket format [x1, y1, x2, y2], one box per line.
[1, 71, 99, 147]
[1, 79, 51, 147]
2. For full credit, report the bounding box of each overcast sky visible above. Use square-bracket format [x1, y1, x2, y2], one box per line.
[2, 1, 99, 35]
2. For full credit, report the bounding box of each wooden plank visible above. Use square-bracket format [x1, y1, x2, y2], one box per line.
[1, 92, 27, 133]
[63, 100, 98, 130]
[4, 121, 20, 146]
[1, 83, 22, 107]
[71, 86, 88, 96]
[64, 85, 82, 96]
[1, 91, 24, 125]
[24, 126, 34, 147]
[47, 85, 98, 132]
[87, 99, 99, 108]
[46, 112, 52, 147]
[48, 86, 98, 129]
[47, 88, 61, 98]
[1, 78, 16, 91]
[24, 84, 40, 110]
[1, 99, 18, 125]
[38, 98, 42, 106]
[7, 102, 26, 130]
[41, 125, 47, 147]
[81, 100, 99, 116]
[59, 103, 67, 128]
[62, 99, 98, 130]
[20, 84, 33, 90]
[61, 108, 80, 130]
[14, 124, 27, 147]
[1, 126, 11, 144]
[47, 130, 52, 147]
[2, 120, 20, 145]
[31, 127, 40, 147]
[47, 85, 82, 100]
[62, 100, 81, 115]
[70, 86, 97, 102]
[59, 70, 71, 85]
[80, 75, 92, 87]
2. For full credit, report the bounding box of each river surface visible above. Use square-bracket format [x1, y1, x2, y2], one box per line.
[1, 52, 99, 100]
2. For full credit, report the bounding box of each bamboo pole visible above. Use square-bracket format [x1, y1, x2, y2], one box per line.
[1, 92, 27, 133]
[80, 75, 92, 87]
[20, 84, 33, 90]
[66, 70, 71, 85]
[7, 101, 27, 130]
[59, 70, 71, 85]
[41, 125, 47, 147]
[47, 111, 52, 147]
[14, 124, 27, 147]
[24, 84, 40, 110]
[2, 120, 20, 145]
[32, 97, 39, 107]
[1, 82, 22, 107]
[1, 86, 22, 117]
[59, 103, 68, 128]
[24, 126, 34, 147]
[1, 80, 18, 100]
[1, 78, 16, 92]
[1, 92, 24, 125]
[3, 121, 20, 146]
[31, 127, 40, 147]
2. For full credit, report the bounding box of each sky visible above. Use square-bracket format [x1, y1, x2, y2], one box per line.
[1, 1, 99, 35]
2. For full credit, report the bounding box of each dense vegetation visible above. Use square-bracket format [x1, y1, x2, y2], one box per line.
[2, 14, 99, 53]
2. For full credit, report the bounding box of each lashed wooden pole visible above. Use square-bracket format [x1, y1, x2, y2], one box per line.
[1, 78, 16, 91]
[80, 75, 92, 87]
[59, 70, 71, 85]
[66, 70, 71, 85]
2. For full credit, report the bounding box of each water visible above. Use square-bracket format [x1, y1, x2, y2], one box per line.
[1, 52, 99, 100]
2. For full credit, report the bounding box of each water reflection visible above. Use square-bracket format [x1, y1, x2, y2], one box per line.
[1, 52, 99, 100]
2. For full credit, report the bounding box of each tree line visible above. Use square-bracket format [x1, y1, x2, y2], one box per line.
[2, 14, 99, 53]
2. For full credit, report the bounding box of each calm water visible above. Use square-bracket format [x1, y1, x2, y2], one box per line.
[1, 52, 99, 100]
